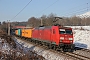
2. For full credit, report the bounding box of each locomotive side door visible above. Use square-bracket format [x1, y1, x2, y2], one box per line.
[51, 27, 54, 42]
[51, 26, 59, 45]
[51, 27, 55, 44]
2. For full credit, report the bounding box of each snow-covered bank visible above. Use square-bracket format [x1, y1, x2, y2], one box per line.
[0, 37, 45, 60]
[71, 26, 90, 49]
[14, 37, 74, 60]
[71, 26, 90, 30]
[0, 38, 11, 54]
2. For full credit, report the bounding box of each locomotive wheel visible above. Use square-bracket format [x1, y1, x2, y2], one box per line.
[70, 44, 75, 52]
[34, 40, 37, 44]
[67, 49, 73, 52]
[63, 48, 70, 52]
[53, 45, 56, 50]
[52, 44, 57, 50]
[49, 43, 52, 49]
[62, 45, 68, 52]
[39, 41, 43, 45]
[49, 44, 51, 49]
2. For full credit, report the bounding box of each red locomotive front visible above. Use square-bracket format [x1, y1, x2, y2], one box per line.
[59, 28, 73, 44]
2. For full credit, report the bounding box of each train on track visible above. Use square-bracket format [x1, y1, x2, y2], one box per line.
[14, 25, 75, 52]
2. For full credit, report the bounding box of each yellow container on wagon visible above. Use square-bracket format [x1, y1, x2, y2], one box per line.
[22, 29, 25, 37]
[24, 29, 32, 38]
[15, 30, 18, 35]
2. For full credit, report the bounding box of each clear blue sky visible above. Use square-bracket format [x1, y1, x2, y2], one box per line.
[0, 0, 90, 22]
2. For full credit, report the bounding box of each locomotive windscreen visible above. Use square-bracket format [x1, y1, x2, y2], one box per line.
[59, 29, 72, 34]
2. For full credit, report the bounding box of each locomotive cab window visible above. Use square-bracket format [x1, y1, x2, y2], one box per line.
[66, 30, 72, 34]
[59, 29, 72, 34]
[59, 29, 65, 34]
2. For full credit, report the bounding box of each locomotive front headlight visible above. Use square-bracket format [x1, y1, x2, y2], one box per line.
[60, 37, 64, 40]
[69, 38, 73, 40]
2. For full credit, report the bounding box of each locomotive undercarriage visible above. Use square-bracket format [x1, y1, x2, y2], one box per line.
[31, 39, 75, 52]
[15, 35, 75, 52]
[60, 43, 75, 52]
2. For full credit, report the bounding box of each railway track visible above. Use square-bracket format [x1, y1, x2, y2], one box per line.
[48, 49, 90, 60]
[65, 52, 90, 60]
[14, 36, 90, 60]
[81, 48, 90, 52]
[72, 48, 90, 59]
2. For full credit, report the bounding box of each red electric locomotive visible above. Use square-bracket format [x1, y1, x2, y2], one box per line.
[32, 25, 75, 52]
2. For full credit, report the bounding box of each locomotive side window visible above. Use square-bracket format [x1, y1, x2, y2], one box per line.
[59, 29, 65, 34]
[66, 30, 72, 34]
[53, 29, 55, 34]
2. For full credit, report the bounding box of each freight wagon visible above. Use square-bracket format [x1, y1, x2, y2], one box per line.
[15, 27, 33, 38]
[15, 30, 18, 35]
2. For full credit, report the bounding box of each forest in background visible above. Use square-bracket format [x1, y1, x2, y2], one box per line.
[0, 13, 90, 31]
[27, 13, 90, 27]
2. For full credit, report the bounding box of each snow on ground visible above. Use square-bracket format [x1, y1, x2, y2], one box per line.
[0, 38, 11, 54]
[71, 26, 90, 30]
[14, 37, 74, 60]
[71, 26, 90, 49]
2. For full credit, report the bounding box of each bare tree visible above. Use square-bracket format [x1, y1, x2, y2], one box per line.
[27, 14, 90, 27]
[27, 17, 40, 27]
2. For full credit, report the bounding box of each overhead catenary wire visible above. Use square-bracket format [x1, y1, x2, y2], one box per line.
[79, 8, 90, 17]
[11, 0, 32, 20]
[36, 0, 59, 16]
[61, 3, 90, 17]
[61, 3, 88, 15]
[87, 3, 89, 12]
[64, 8, 90, 17]
[35, 1, 89, 18]
[63, 7, 90, 17]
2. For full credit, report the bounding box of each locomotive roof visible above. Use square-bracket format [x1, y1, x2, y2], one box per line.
[60, 27, 71, 29]
[35, 26, 51, 29]
[35, 26, 71, 30]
